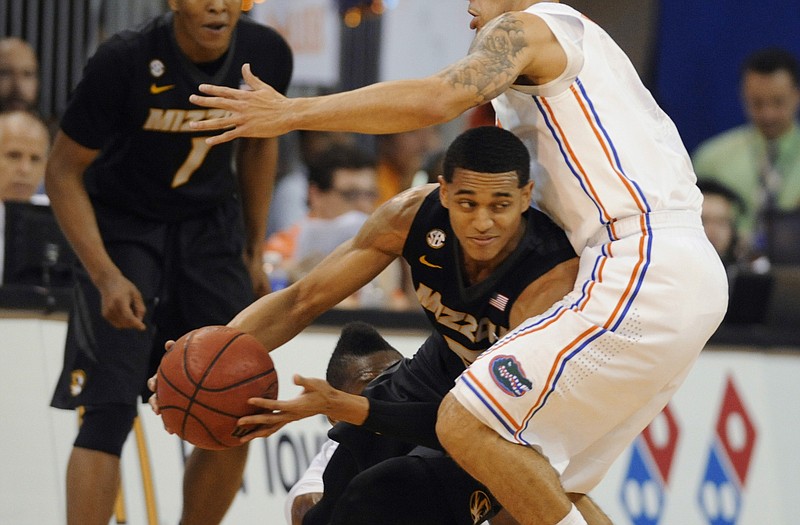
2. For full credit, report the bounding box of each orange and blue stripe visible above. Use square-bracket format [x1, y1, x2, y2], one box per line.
[465, 78, 656, 443]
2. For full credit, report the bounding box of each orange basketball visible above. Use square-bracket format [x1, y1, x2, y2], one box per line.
[156, 325, 278, 450]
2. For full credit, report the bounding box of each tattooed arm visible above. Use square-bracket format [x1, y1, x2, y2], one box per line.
[189, 12, 566, 145]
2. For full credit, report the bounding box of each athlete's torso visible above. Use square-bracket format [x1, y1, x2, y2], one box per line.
[492, 3, 702, 251]
[60, 14, 292, 221]
[403, 188, 576, 364]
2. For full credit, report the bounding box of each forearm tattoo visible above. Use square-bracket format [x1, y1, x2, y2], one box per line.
[440, 13, 528, 103]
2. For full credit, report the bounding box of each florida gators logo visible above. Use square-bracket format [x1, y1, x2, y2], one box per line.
[490, 355, 532, 397]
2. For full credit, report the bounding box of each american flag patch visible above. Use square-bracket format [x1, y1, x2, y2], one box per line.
[489, 293, 509, 311]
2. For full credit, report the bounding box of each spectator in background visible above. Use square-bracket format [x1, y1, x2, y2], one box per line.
[265, 142, 378, 274]
[0, 109, 51, 284]
[0, 37, 39, 113]
[697, 179, 745, 269]
[693, 47, 800, 259]
[0, 110, 50, 202]
[264, 142, 407, 309]
[267, 130, 358, 238]
[375, 127, 441, 205]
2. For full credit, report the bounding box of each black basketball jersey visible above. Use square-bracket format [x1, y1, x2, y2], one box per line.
[403, 188, 576, 364]
[60, 14, 293, 221]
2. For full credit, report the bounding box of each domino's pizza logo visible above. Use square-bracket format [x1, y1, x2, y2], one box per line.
[490, 355, 532, 397]
[620, 404, 680, 525]
[697, 375, 756, 525]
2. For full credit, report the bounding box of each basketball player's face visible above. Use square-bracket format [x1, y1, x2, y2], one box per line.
[169, 0, 241, 63]
[328, 351, 400, 425]
[439, 168, 532, 269]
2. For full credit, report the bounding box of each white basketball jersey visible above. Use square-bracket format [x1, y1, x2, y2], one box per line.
[492, 3, 702, 251]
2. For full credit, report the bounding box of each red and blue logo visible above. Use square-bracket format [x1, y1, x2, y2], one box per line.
[619, 404, 680, 525]
[697, 376, 757, 525]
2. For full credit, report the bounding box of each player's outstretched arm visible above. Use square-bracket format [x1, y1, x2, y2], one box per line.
[188, 12, 562, 145]
[236, 375, 369, 442]
[228, 185, 427, 352]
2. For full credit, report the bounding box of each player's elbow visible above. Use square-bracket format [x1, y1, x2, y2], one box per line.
[429, 88, 480, 124]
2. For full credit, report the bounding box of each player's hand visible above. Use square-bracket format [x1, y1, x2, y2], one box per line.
[245, 250, 271, 298]
[146, 376, 161, 416]
[189, 64, 292, 145]
[146, 339, 175, 417]
[236, 375, 368, 442]
[95, 271, 147, 330]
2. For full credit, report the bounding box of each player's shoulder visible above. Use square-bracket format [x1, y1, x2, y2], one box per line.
[91, 14, 164, 63]
[235, 16, 291, 50]
[373, 184, 435, 233]
[391, 184, 437, 216]
[234, 16, 293, 90]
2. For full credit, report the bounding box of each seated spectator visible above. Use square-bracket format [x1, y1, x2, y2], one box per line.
[0, 110, 54, 285]
[697, 179, 776, 324]
[285, 321, 403, 525]
[266, 142, 378, 266]
[0, 110, 49, 202]
[268, 130, 357, 238]
[693, 47, 800, 259]
[0, 37, 39, 113]
[697, 179, 745, 268]
[265, 142, 408, 308]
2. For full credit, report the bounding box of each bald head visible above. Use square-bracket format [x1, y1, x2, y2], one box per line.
[0, 37, 39, 112]
[0, 110, 50, 201]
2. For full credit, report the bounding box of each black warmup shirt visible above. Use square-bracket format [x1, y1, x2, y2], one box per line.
[60, 13, 292, 221]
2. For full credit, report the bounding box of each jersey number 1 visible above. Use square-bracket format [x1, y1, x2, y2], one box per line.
[171, 137, 212, 188]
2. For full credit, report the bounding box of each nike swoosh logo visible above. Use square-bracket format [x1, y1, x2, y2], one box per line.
[419, 255, 442, 269]
[150, 83, 175, 95]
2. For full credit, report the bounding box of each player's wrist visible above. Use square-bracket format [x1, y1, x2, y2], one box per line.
[327, 391, 369, 426]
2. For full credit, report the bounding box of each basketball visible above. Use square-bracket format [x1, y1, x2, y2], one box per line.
[156, 325, 278, 450]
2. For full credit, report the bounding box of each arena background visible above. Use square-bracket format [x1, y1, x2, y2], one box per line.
[3, 1, 800, 524]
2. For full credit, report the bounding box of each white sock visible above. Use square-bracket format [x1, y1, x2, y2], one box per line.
[555, 504, 588, 525]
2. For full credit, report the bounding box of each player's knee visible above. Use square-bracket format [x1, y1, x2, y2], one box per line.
[331, 469, 397, 525]
[74, 404, 137, 457]
[190, 440, 250, 469]
[331, 457, 444, 525]
[436, 393, 467, 454]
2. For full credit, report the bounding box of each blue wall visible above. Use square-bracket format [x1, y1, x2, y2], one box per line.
[653, 1, 800, 154]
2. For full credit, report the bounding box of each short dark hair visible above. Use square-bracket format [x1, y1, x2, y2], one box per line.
[697, 179, 746, 214]
[307, 143, 376, 192]
[442, 126, 530, 187]
[325, 321, 401, 390]
[742, 47, 800, 86]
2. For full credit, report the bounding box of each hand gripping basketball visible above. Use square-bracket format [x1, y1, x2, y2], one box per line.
[155, 325, 278, 449]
